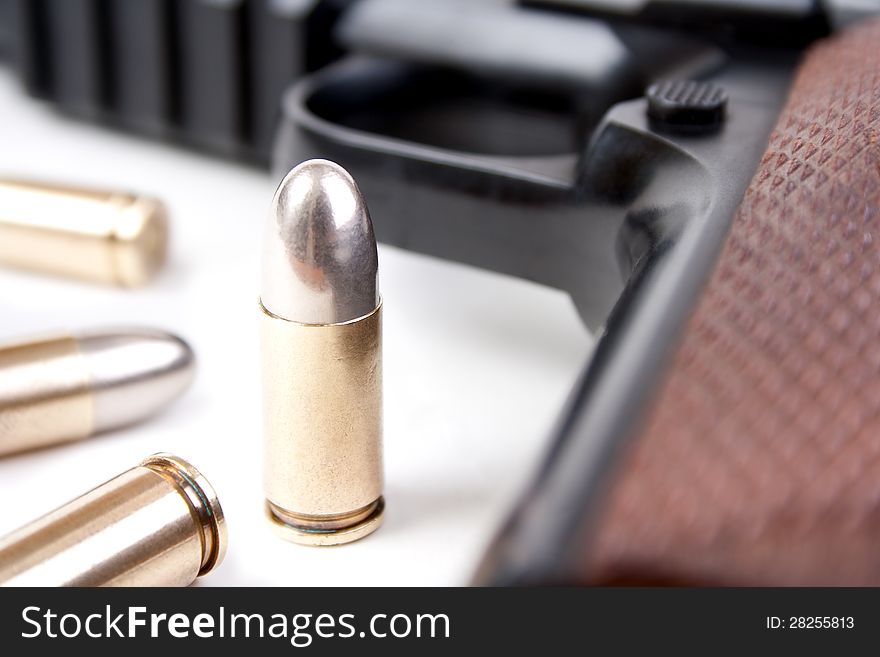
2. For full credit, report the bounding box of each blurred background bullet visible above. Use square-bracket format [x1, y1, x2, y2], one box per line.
[0, 178, 167, 287]
[0, 327, 195, 457]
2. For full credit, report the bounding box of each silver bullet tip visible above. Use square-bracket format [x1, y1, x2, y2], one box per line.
[76, 328, 196, 434]
[261, 159, 379, 324]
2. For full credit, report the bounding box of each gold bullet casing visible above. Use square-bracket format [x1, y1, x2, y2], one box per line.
[0, 334, 92, 456]
[0, 179, 167, 286]
[0, 454, 227, 587]
[262, 303, 384, 545]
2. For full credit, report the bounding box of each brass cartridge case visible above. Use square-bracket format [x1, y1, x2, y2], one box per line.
[0, 454, 227, 587]
[0, 178, 167, 286]
[261, 303, 384, 545]
[0, 334, 92, 455]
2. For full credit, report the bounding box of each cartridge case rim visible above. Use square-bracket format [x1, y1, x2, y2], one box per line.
[139, 453, 228, 575]
[267, 497, 379, 530]
[265, 496, 385, 546]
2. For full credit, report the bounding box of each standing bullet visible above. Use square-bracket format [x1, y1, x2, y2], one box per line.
[0, 328, 195, 456]
[0, 178, 167, 286]
[0, 453, 227, 586]
[261, 159, 384, 545]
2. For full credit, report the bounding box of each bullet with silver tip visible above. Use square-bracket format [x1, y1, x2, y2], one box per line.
[261, 159, 384, 546]
[0, 327, 195, 456]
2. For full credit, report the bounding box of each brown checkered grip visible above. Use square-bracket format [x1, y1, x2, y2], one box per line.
[586, 19, 880, 585]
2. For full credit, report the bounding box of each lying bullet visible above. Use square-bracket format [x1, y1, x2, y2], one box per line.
[0, 178, 167, 286]
[261, 159, 384, 546]
[0, 328, 194, 456]
[0, 453, 227, 586]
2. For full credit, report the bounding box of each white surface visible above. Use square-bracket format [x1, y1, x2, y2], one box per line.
[0, 69, 593, 586]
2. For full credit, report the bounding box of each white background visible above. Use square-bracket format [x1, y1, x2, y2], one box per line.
[0, 69, 593, 586]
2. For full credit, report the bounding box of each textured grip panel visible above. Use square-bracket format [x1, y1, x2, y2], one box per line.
[587, 19, 880, 585]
